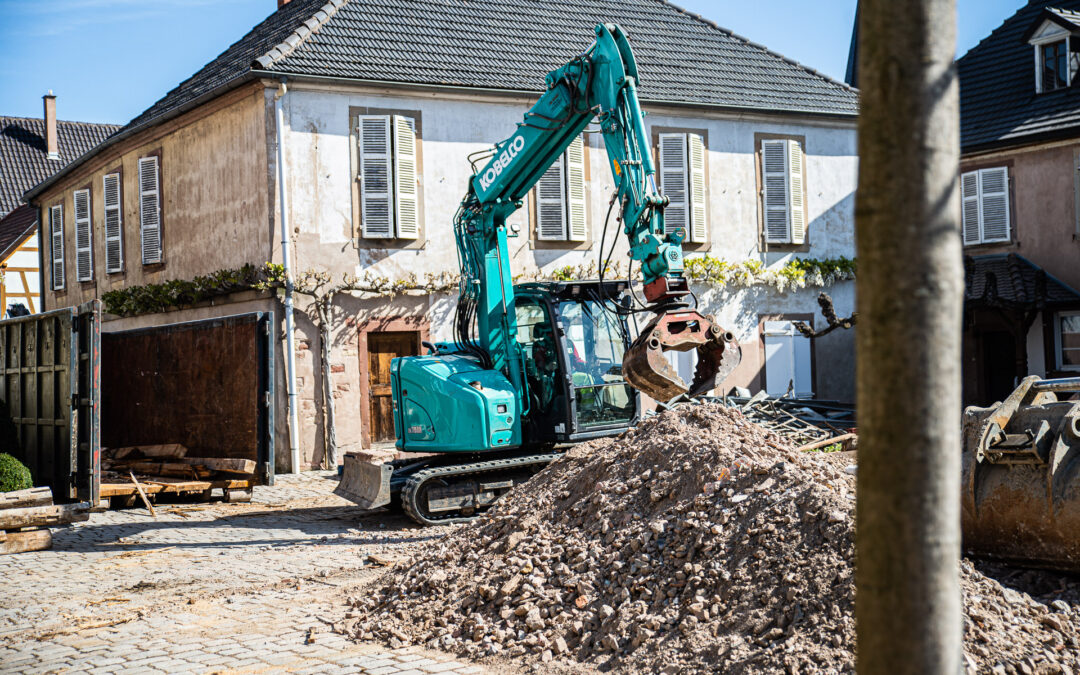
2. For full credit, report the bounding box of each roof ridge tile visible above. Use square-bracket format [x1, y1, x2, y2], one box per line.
[255, 0, 348, 70]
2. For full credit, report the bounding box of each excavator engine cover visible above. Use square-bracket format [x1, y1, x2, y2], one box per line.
[962, 376, 1080, 572]
[623, 309, 741, 402]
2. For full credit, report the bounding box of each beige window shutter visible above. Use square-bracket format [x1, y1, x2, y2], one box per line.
[138, 156, 162, 264]
[103, 173, 123, 273]
[565, 135, 587, 241]
[979, 167, 1010, 243]
[762, 139, 791, 243]
[392, 115, 419, 239]
[536, 154, 568, 240]
[788, 140, 806, 245]
[961, 170, 980, 245]
[73, 188, 93, 282]
[687, 133, 707, 243]
[358, 115, 393, 238]
[50, 204, 64, 291]
[659, 133, 689, 240]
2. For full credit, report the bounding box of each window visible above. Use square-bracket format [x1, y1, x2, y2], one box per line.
[761, 139, 806, 245]
[1057, 312, 1080, 370]
[763, 320, 813, 398]
[138, 156, 162, 264]
[48, 204, 64, 291]
[73, 188, 93, 282]
[658, 133, 707, 243]
[103, 172, 123, 273]
[1042, 40, 1069, 91]
[357, 115, 418, 239]
[961, 167, 1011, 245]
[536, 135, 586, 242]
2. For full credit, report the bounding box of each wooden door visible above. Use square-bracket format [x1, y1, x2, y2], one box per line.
[367, 331, 420, 444]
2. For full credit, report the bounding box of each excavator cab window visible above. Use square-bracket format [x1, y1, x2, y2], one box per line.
[515, 299, 563, 422]
[557, 299, 636, 430]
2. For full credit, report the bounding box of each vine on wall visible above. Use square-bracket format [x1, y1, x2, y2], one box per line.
[101, 256, 856, 318]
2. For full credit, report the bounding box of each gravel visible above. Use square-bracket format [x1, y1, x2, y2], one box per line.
[341, 404, 1080, 674]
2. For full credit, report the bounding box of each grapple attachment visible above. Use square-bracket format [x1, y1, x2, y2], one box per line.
[962, 376, 1080, 572]
[622, 309, 741, 402]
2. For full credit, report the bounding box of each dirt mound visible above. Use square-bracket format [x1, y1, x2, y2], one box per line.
[341, 404, 1080, 674]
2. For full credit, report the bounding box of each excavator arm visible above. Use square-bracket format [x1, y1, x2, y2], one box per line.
[456, 23, 741, 403]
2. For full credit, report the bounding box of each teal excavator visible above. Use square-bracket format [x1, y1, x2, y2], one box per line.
[337, 24, 741, 525]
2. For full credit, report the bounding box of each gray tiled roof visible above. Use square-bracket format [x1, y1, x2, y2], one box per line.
[959, 2, 1080, 151]
[0, 205, 37, 260]
[126, 0, 857, 136]
[0, 116, 121, 216]
[964, 253, 1080, 309]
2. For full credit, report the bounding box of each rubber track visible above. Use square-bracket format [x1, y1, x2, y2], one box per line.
[401, 454, 560, 526]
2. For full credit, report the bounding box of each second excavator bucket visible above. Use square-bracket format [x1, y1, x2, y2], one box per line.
[962, 376, 1080, 572]
[335, 452, 393, 510]
[623, 309, 741, 402]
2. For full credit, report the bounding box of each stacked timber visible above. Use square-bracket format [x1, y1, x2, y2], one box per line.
[101, 445, 257, 507]
[0, 487, 90, 554]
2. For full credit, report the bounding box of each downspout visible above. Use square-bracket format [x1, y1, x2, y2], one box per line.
[275, 78, 302, 474]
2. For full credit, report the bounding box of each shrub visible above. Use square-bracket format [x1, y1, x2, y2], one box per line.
[0, 453, 32, 492]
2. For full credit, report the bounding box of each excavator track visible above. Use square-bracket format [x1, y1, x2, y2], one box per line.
[401, 454, 559, 526]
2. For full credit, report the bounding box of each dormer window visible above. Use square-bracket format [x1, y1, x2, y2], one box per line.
[1024, 9, 1080, 93]
[1041, 39, 1069, 91]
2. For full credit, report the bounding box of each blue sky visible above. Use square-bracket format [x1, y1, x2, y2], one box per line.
[0, 0, 1026, 125]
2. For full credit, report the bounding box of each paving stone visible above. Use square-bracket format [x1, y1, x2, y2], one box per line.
[0, 472, 496, 675]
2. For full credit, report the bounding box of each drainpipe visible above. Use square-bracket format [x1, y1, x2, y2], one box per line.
[275, 79, 302, 474]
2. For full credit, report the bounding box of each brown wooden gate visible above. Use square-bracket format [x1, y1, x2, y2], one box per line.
[367, 331, 419, 444]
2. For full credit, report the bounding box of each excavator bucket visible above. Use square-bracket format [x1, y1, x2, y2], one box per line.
[335, 452, 393, 510]
[962, 376, 1080, 572]
[623, 309, 741, 402]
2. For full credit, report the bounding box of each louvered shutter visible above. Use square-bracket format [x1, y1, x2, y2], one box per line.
[979, 167, 1010, 243]
[73, 189, 92, 281]
[961, 171, 980, 245]
[565, 135, 587, 241]
[659, 133, 689, 240]
[358, 115, 393, 238]
[687, 133, 707, 243]
[49, 204, 64, 290]
[392, 115, 419, 239]
[788, 140, 806, 245]
[762, 140, 790, 243]
[537, 154, 567, 240]
[138, 156, 162, 264]
[103, 173, 123, 273]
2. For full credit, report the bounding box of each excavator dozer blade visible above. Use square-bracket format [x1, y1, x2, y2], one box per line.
[623, 309, 741, 402]
[335, 452, 393, 510]
[961, 376, 1080, 572]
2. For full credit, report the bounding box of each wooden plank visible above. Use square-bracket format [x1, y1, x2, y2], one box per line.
[796, 433, 858, 453]
[0, 502, 90, 529]
[128, 471, 156, 517]
[0, 529, 51, 555]
[175, 457, 256, 475]
[114, 461, 210, 480]
[109, 444, 188, 460]
[0, 487, 53, 510]
[99, 477, 254, 498]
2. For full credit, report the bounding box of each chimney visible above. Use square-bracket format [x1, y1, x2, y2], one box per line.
[43, 91, 59, 161]
[278, 0, 291, 8]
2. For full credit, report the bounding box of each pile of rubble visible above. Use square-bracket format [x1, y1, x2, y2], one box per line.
[341, 405, 1079, 674]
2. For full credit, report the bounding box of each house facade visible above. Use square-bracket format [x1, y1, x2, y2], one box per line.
[0, 98, 119, 317]
[957, 2, 1080, 405]
[26, 0, 859, 471]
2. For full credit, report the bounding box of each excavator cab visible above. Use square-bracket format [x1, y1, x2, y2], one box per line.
[514, 281, 639, 443]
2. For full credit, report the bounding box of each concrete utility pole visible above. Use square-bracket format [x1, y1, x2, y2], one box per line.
[854, 1, 963, 673]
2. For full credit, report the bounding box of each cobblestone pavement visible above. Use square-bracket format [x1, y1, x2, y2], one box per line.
[0, 472, 508, 674]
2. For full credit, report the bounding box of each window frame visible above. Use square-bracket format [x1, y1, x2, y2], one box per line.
[961, 166, 1012, 246]
[137, 152, 164, 266]
[1055, 310, 1080, 371]
[48, 202, 65, 292]
[1031, 29, 1075, 94]
[73, 186, 93, 282]
[103, 169, 124, 274]
[754, 133, 808, 251]
[349, 107, 425, 249]
[759, 315, 815, 399]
